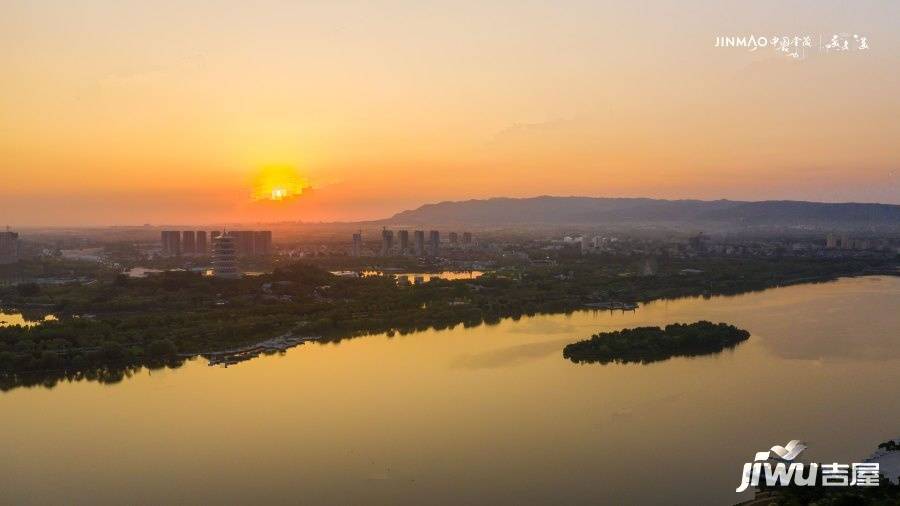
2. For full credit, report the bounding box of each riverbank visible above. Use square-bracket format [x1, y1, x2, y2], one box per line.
[199, 333, 322, 367]
[3, 275, 898, 504]
[0, 257, 896, 389]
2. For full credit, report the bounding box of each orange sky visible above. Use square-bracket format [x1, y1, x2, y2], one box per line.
[2, 1, 898, 225]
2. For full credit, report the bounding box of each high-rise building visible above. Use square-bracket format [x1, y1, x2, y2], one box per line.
[428, 230, 440, 256]
[826, 233, 838, 249]
[203, 230, 271, 257]
[689, 233, 709, 253]
[253, 231, 273, 256]
[462, 232, 473, 245]
[398, 230, 410, 254]
[161, 231, 182, 256]
[0, 229, 19, 265]
[381, 228, 394, 256]
[414, 230, 425, 256]
[212, 234, 240, 279]
[351, 231, 362, 257]
[182, 231, 196, 255]
[230, 231, 255, 256]
[448, 232, 459, 245]
[196, 231, 208, 255]
[840, 234, 852, 250]
[162, 230, 229, 257]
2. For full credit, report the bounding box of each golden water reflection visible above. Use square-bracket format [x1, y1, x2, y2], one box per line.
[0, 276, 898, 505]
[330, 270, 485, 283]
[0, 312, 57, 327]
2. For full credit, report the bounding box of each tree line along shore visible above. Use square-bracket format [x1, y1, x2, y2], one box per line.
[0, 255, 895, 390]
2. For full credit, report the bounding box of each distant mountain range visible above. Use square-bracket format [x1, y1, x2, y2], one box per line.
[386, 196, 900, 230]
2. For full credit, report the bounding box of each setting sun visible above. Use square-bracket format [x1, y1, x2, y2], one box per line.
[252, 166, 309, 202]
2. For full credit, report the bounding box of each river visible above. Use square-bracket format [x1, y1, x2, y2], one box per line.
[1, 276, 898, 505]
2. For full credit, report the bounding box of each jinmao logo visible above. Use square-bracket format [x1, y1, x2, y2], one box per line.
[736, 440, 880, 493]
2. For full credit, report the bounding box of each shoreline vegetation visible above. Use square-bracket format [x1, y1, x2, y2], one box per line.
[0, 256, 896, 390]
[562, 321, 751, 364]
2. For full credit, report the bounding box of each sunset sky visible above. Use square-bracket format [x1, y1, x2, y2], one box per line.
[2, 0, 898, 226]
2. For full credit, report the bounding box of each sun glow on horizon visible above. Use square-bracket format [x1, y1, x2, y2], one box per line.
[252, 166, 309, 202]
[2, 0, 898, 226]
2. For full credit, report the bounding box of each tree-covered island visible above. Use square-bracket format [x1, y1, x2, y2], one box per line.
[563, 321, 751, 364]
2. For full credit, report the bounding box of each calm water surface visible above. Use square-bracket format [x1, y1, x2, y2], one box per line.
[0, 312, 56, 327]
[2, 276, 899, 505]
[330, 270, 485, 282]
